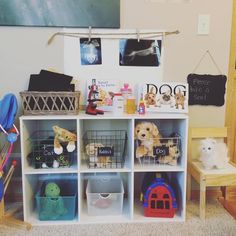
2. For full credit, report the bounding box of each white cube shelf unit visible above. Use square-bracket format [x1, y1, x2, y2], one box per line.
[20, 112, 188, 225]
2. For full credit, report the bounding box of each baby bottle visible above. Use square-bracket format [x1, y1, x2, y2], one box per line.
[120, 83, 132, 112]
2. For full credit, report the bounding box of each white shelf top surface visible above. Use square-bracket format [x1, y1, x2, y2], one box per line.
[20, 111, 188, 120]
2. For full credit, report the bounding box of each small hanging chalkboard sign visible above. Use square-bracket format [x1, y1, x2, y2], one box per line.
[187, 74, 227, 106]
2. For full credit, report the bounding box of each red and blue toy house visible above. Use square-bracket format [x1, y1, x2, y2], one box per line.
[143, 178, 177, 218]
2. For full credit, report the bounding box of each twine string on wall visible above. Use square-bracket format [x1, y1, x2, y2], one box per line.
[47, 29, 180, 45]
[192, 50, 223, 74]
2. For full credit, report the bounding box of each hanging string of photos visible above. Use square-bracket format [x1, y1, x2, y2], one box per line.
[47, 28, 180, 45]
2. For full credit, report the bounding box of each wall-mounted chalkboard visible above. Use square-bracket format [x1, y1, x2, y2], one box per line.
[187, 74, 227, 106]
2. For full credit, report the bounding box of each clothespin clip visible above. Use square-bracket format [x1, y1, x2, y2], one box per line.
[136, 29, 140, 42]
[88, 26, 92, 43]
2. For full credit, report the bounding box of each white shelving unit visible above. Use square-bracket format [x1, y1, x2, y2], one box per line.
[20, 112, 188, 225]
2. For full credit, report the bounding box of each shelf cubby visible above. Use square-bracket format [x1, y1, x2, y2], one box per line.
[23, 173, 78, 225]
[79, 172, 132, 223]
[133, 171, 186, 222]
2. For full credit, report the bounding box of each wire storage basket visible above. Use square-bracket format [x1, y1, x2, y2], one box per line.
[20, 91, 80, 115]
[83, 130, 127, 169]
[27, 130, 75, 169]
[135, 134, 181, 166]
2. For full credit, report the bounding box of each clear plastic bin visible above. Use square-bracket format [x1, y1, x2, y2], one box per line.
[86, 177, 124, 216]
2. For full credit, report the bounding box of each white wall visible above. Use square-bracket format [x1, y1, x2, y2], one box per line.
[0, 0, 232, 128]
[121, 0, 232, 127]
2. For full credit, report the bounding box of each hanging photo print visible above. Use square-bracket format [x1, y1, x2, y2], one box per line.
[80, 38, 102, 65]
[0, 0, 120, 28]
[119, 39, 162, 67]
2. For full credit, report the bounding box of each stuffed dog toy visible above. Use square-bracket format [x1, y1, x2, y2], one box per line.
[175, 89, 185, 109]
[144, 87, 157, 108]
[157, 139, 180, 166]
[53, 126, 77, 155]
[85, 142, 111, 168]
[135, 122, 161, 158]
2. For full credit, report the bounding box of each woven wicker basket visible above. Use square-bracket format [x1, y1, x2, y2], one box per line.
[20, 91, 80, 115]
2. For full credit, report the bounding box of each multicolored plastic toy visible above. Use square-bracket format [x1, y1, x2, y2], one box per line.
[0, 93, 19, 201]
[143, 177, 177, 218]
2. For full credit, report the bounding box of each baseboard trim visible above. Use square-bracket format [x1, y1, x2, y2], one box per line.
[218, 198, 236, 219]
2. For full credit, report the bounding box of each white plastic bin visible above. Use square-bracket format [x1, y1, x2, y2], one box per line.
[86, 177, 124, 216]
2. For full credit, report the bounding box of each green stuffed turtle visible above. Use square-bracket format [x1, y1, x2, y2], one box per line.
[40, 182, 67, 220]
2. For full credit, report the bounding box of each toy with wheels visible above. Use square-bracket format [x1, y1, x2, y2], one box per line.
[0, 93, 31, 230]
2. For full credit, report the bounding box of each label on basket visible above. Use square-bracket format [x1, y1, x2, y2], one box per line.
[153, 145, 169, 156]
[97, 146, 114, 157]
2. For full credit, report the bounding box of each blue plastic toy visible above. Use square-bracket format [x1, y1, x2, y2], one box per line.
[0, 93, 18, 202]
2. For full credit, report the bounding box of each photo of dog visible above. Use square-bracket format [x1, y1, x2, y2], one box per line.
[119, 39, 162, 67]
[157, 90, 175, 108]
[175, 89, 185, 109]
[139, 82, 188, 113]
[144, 87, 158, 108]
[134, 121, 162, 158]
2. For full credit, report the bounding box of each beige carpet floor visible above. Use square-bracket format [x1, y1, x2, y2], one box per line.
[1, 200, 236, 236]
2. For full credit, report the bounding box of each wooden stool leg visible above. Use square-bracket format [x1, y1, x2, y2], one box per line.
[0, 200, 5, 219]
[221, 186, 227, 200]
[187, 172, 192, 201]
[200, 179, 206, 220]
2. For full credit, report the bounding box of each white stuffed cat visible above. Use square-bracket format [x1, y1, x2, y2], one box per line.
[199, 138, 229, 169]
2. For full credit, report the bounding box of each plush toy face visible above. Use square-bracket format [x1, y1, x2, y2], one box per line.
[45, 182, 60, 198]
[199, 138, 217, 157]
[85, 143, 104, 156]
[135, 122, 159, 140]
[168, 143, 180, 158]
[53, 126, 77, 143]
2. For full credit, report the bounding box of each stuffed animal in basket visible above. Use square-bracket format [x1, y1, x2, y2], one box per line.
[85, 142, 112, 167]
[135, 122, 161, 158]
[40, 182, 67, 220]
[53, 126, 77, 155]
[199, 138, 229, 169]
[157, 139, 180, 166]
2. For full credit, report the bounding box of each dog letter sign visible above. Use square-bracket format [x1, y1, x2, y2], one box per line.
[138, 82, 188, 113]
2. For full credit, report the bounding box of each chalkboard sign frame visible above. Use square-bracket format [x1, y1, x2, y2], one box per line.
[187, 73, 227, 106]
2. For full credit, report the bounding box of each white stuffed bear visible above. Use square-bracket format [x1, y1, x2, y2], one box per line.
[199, 138, 229, 169]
